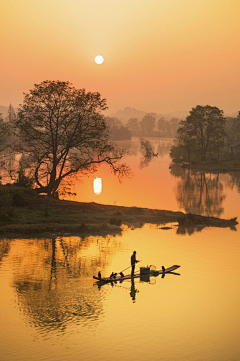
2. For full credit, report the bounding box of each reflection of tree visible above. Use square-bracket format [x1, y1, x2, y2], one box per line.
[139, 138, 173, 169]
[224, 171, 240, 194]
[7, 235, 124, 332]
[0, 240, 11, 263]
[176, 224, 205, 235]
[156, 141, 173, 157]
[171, 168, 225, 217]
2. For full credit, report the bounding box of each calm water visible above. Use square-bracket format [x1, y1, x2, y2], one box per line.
[0, 138, 240, 361]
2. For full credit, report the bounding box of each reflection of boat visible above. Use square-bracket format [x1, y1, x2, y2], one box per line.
[93, 265, 180, 284]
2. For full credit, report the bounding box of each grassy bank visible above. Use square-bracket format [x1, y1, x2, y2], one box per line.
[0, 185, 238, 238]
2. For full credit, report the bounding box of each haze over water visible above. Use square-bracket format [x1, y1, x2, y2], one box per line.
[1, 138, 240, 361]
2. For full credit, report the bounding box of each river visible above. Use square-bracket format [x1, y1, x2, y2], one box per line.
[0, 138, 240, 361]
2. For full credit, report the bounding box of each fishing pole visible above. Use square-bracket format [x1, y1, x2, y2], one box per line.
[119, 260, 142, 274]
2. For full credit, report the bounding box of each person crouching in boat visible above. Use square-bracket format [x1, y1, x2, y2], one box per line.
[131, 251, 139, 276]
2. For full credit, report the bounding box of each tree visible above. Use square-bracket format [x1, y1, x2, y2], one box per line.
[105, 117, 131, 140]
[232, 112, 240, 142]
[0, 114, 11, 153]
[126, 117, 140, 136]
[139, 113, 156, 135]
[189, 105, 226, 160]
[225, 113, 240, 144]
[7, 103, 16, 124]
[175, 119, 196, 163]
[169, 118, 180, 137]
[15, 80, 130, 197]
[157, 117, 167, 136]
[174, 105, 226, 161]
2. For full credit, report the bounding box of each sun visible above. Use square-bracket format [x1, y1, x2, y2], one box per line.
[95, 55, 104, 64]
[93, 177, 102, 195]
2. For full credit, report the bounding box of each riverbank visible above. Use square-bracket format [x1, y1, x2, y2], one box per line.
[0, 186, 238, 238]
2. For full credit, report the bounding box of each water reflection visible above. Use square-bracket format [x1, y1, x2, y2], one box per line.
[1, 223, 239, 361]
[176, 224, 205, 235]
[0, 235, 125, 332]
[139, 138, 173, 169]
[225, 171, 240, 193]
[0, 239, 10, 262]
[171, 167, 226, 217]
[130, 278, 138, 302]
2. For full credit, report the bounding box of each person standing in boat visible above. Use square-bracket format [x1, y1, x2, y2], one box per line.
[131, 251, 139, 276]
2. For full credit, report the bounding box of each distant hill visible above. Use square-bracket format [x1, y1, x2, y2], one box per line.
[108, 107, 239, 123]
[108, 107, 147, 123]
[0, 104, 238, 121]
[108, 107, 189, 123]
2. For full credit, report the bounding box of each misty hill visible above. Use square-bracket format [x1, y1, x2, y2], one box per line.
[108, 107, 189, 123]
[1, 104, 238, 122]
[108, 107, 147, 123]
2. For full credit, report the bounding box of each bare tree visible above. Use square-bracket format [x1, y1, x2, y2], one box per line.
[15, 80, 130, 196]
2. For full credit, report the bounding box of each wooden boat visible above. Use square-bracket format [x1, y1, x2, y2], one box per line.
[93, 265, 180, 284]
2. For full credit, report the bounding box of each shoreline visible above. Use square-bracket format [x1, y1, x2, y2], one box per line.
[171, 159, 240, 173]
[0, 186, 238, 238]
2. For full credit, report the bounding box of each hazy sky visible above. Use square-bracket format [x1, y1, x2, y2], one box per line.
[1, 0, 240, 114]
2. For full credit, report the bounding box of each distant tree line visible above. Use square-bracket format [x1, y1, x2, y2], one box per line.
[170, 105, 240, 163]
[1, 94, 240, 194]
[105, 113, 180, 140]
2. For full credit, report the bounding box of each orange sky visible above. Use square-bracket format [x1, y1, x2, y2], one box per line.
[1, 0, 240, 115]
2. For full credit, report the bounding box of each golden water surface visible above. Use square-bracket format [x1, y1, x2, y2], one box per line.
[0, 138, 240, 361]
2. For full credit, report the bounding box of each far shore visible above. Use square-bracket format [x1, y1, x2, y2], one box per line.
[171, 158, 240, 172]
[0, 186, 238, 238]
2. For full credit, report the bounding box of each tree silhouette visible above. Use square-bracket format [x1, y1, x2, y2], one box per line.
[171, 105, 227, 162]
[15, 81, 130, 196]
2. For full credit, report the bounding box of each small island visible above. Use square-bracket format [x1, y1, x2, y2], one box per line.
[170, 106, 240, 173]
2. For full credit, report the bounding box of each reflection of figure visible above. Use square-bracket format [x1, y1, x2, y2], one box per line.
[131, 251, 139, 276]
[130, 278, 137, 302]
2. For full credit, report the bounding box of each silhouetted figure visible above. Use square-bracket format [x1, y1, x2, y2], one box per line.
[98, 271, 102, 279]
[120, 272, 124, 277]
[131, 251, 139, 276]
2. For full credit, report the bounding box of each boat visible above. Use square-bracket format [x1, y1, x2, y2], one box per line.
[93, 265, 180, 284]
